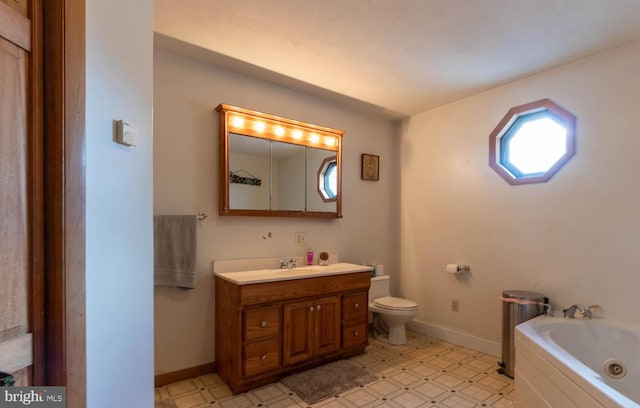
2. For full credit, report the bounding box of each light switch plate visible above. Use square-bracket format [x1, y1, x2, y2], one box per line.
[115, 120, 138, 147]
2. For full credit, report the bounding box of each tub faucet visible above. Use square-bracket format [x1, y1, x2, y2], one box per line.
[563, 304, 592, 319]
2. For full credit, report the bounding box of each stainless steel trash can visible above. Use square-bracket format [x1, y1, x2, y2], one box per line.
[498, 290, 547, 378]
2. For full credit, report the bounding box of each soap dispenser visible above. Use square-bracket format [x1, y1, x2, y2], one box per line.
[306, 249, 314, 265]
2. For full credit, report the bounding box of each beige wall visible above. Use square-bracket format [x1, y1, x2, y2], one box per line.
[155, 37, 640, 374]
[401, 40, 640, 354]
[86, 0, 154, 405]
[153, 50, 400, 374]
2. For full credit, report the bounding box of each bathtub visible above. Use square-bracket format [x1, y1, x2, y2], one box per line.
[515, 315, 640, 407]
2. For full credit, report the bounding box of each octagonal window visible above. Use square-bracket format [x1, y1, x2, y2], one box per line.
[490, 99, 576, 185]
[318, 156, 337, 201]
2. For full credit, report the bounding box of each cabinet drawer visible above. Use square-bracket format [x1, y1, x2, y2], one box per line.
[342, 292, 368, 321]
[244, 306, 280, 342]
[243, 338, 281, 377]
[342, 321, 367, 348]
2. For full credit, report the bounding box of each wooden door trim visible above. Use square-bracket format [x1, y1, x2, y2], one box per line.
[42, 0, 86, 406]
[29, 0, 45, 386]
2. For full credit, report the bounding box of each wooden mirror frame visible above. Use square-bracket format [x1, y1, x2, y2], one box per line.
[217, 103, 343, 218]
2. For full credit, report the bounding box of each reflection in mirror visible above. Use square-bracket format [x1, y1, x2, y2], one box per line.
[307, 148, 338, 212]
[229, 134, 270, 210]
[217, 104, 344, 218]
[272, 141, 306, 211]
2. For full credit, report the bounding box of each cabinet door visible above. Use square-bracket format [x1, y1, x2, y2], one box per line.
[283, 300, 314, 366]
[342, 320, 367, 348]
[342, 291, 368, 321]
[314, 296, 341, 357]
[244, 305, 280, 342]
[243, 338, 280, 377]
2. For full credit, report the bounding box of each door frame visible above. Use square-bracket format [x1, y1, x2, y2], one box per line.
[42, 0, 86, 406]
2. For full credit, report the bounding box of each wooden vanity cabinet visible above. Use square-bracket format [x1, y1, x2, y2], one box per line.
[242, 305, 281, 377]
[215, 271, 370, 394]
[341, 291, 369, 348]
[283, 295, 341, 366]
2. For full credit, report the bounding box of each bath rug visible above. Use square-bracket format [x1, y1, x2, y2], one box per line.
[280, 360, 378, 404]
[155, 399, 177, 408]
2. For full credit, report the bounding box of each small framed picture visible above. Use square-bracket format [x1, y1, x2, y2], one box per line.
[361, 154, 379, 181]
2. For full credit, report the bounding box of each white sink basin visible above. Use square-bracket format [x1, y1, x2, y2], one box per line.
[214, 263, 373, 285]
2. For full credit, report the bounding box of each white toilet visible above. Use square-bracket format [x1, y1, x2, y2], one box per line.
[369, 275, 418, 345]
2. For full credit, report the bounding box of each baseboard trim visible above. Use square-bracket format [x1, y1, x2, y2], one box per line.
[155, 362, 216, 387]
[407, 319, 501, 358]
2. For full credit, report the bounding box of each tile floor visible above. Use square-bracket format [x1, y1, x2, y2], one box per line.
[155, 331, 515, 408]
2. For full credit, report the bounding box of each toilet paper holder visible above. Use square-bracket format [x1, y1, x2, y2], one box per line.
[446, 264, 470, 273]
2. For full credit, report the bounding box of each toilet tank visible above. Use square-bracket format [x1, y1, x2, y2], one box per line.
[369, 275, 390, 300]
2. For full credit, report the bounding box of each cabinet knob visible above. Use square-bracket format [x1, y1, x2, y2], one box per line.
[354, 330, 359, 337]
[260, 321, 267, 327]
[354, 303, 359, 308]
[261, 354, 267, 361]
[309, 306, 314, 312]
[316, 305, 321, 311]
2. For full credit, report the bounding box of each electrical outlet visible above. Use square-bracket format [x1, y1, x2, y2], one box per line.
[294, 232, 305, 246]
[451, 299, 459, 312]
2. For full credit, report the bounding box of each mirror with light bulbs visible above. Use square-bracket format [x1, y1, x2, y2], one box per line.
[217, 104, 343, 218]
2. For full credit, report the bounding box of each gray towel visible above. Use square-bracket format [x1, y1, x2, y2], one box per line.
[154, 215, 197, 289]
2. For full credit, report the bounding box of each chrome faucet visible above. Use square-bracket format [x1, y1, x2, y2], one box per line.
[278, 258, 297, 269]
[541, 303, 553, 316]
[563, 304, 592, 319]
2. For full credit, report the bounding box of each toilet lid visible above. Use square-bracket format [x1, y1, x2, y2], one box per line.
[373, 296, 418, 310]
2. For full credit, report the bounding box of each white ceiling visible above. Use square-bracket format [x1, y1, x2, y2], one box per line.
[154, 0, 640, 117]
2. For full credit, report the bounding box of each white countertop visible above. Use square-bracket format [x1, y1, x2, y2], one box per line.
[213, 262, 374, 285]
